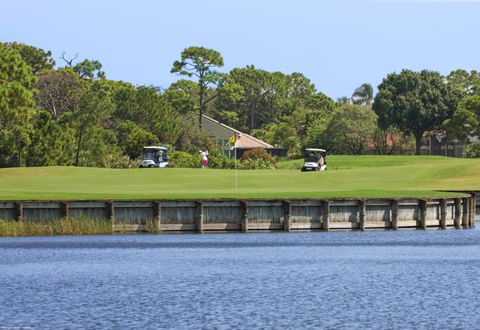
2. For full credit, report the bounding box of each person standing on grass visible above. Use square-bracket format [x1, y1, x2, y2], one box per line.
[199, 150, 209, 168]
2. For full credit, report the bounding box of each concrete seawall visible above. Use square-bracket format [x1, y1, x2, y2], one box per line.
[0, 195, 476, 232]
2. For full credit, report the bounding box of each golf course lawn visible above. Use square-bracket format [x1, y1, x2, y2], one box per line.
[0, 155, 479, 200]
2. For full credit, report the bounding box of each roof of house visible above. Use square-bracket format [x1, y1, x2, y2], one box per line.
[201, 115, 274, 149]
[366, 134, 397, 149]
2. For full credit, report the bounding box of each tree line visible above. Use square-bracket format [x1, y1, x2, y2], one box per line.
[1, 42, 480, 168]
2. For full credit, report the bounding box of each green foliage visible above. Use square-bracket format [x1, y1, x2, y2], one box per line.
[73, 59, 105, 79]
[215, 66, 319, 133]
[175, 123, 211, 154]
[104, 149, 139, 168]
[1, 42, 55, 74]
[27, 110, 70, 166]
[34, 68, 82, 118]
[4, 40, 480, 170]
[168, 150, 199, 168]
[443, 106, 478, 143]
[0, 44, 37, 167]
[169, 148, 236, 169]
[163, 79, 198, 116]
[114, 84, 182, 145]
[442, 71, 480, 143]
[206, 147, 235, 169]
[307, 104, 377, 155]
[239, 158, 276, 170]
[171, 46, 224, 78]
[352, 83, 373, 105]
[239, 149, 276, 169]
[171, 46, 224, 126]
[240, 148, 275, 163]
[465, 142, 480, 158]
[447, 69, 480, 95]
[370, 126, 415, 155]
[215, 65, 272, 132]
[64, 80, 115, 166]
[262, 122, 300, 156]
[117, 121, 159, 159]
[373, 69, 463, 154]
[305, 114, 332, 150]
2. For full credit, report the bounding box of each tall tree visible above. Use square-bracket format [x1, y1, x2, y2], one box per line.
[273, 72, 316, 118]
[1, 42, 55, 74]
[113, 85, 182, 145]
[216, 66, 272, 132]
[61, 80, 114, 166]
[73, 59, 105, 79]
[34, 68, 82, 118]
[216, 67, 317, 132]
[352, 83, 374, 105]
[27, 110, 70, 166]
[171, 46, 224, 127]
[307, 104, 377, 155]
[373, 70, 461, 154]
[163, 79, 198, 116]
[447, 69, 480, 95]
[0, 45, 37, 167]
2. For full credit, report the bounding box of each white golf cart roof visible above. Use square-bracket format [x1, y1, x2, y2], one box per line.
[305, 148, 326, 152]
[144, 146, 168, 151]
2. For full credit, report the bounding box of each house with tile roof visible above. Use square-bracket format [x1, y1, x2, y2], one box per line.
[190, 115, 286, 158]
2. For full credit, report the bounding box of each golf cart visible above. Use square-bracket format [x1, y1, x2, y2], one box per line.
[301, 148, 327, 172]
[139, 146, 169, 168]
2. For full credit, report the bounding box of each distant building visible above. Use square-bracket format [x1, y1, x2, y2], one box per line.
[190, 115, 287, 158]
[420, 132, 477, 158]
[365, 131, 476, 157]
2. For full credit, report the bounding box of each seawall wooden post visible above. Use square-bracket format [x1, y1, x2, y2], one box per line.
[196, 201, 203, 233]
[15, 202, 23, 222]
[358, 200, 366, 231]
[154, 201, 162, 233]
[107, 201, 115, 225]
[471, 195, 476, 228]
[470, 195, 476, 228]
[454, 198, 462, 229]
[61, 202, 69, 219]
[468, 196, 474, 228]
[439, 199, 447, 229]
[284, 201, 292, 232]
[391, 200, 399, 230]
[462, 197, 469, 228]
[419, 200, 427, 229]
[323, 200, 330, 231]
[240, 201, 248, 233]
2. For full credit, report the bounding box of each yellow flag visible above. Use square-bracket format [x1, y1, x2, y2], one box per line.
[227, 134, 236, 145]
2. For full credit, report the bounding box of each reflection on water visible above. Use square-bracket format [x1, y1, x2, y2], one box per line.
[1, 224, 479, 329]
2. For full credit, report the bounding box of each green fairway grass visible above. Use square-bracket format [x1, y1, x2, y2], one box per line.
[0, 155, 479, 200]
[276, 155, 452, 170]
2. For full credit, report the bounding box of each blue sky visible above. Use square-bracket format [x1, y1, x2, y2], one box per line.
[1, 0, 479, 99]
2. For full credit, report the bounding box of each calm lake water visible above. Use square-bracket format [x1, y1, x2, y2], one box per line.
[1, 225, 480, 329]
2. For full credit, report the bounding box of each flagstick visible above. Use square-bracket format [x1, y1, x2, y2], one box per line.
[228, 133, 238, 194]
[235, 146, 238, 193]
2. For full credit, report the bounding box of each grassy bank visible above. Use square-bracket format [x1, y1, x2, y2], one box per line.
[0, 156, 479, 200]
[0, 218, 162, 237]
[0, 218, 113, 237]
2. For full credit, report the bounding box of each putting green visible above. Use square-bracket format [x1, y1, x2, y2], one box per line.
[0, 155, 479, 200]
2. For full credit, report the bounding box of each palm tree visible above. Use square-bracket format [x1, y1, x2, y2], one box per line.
[352, 83, 374, 105]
